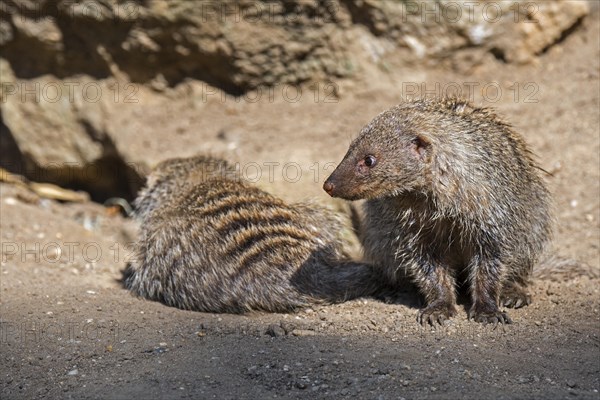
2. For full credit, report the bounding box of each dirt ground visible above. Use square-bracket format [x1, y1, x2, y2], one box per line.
[1, 8, 599, 400]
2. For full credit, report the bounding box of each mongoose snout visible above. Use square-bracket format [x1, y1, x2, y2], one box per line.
[323, 180, 335, 196]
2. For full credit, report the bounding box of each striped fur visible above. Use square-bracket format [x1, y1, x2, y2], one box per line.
[125, 155, 380, 313]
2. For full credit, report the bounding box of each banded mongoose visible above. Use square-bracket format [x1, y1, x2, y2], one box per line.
[323, 98, 552, 325]
[125, 155, 380, 313]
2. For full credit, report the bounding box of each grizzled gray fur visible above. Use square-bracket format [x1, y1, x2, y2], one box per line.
[324, 98, 552, 325]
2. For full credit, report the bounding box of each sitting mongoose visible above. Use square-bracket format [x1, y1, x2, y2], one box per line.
[124, 155, 381, 313]
[323, 98, 552, 325]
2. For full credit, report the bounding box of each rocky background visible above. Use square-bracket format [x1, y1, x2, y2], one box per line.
[0, 0, 590, 200]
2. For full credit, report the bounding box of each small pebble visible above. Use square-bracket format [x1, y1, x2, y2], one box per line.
[265, 324, 285, 337]
[291, 329, 315, 337]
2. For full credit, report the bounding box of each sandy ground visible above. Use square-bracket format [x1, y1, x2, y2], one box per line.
[1, 10, 599, 400]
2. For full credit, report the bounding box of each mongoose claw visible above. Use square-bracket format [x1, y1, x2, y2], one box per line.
[502, 297, 524, 308]
[501, 288, 532, 309]
[417, 303, 456, 326]
[469, 309, 513, 325]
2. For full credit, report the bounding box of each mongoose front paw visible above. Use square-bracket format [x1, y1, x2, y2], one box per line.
[468, 307, 512, 325]
[501, 284, 532, 309]
[417, 302, 457, 326]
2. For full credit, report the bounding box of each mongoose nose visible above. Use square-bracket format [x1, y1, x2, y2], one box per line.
[323, 181, 335, 196]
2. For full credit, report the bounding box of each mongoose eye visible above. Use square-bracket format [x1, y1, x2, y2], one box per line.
[364, 155, 377, 167]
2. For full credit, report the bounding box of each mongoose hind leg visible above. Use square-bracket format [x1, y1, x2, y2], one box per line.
[468, 257, 512, 324]
[413, 261, 458, 326]
[500, 281, 532, 309]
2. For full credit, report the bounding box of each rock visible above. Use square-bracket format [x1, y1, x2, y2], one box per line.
[0, 0, 589, 94]
[265, 324, 286, 337]
[1, 63, 104, 167]
[0, 0, 589, 201]
[341, 0, 589, 65]
[0, 19, 13, 46]
[488, 0, 589, 63]
[0, 60, 144, 201]
[291, 329, 316, 337]
[0, 0, 355, 93]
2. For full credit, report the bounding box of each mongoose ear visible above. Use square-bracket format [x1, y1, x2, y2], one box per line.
[411, 135, 431, 161]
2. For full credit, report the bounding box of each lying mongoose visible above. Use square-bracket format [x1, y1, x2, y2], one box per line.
[124, 155, 381, 313]
[323, 98, 552, 325]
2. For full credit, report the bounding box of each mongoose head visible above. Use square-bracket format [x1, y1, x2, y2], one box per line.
[324, 104, 433, 200]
